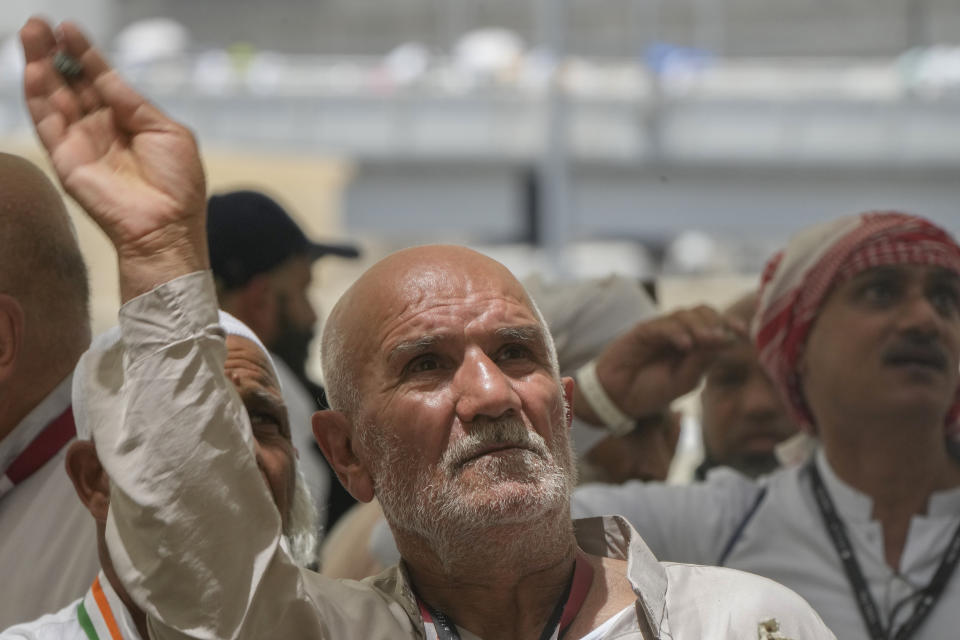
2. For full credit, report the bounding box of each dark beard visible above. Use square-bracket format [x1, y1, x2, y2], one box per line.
[696, 451, 780, 480]
[272, 328, 328, 408]
[270, 293, 316, 386]
[271, 325, 313, 378]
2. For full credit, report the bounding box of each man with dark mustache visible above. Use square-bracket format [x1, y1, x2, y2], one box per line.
[573, 211, 960, 639]
[20, 18, 835, 640]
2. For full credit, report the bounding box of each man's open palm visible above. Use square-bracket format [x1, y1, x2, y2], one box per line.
[20, 18, 206, 260]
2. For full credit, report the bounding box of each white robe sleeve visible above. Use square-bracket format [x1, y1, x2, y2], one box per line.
[80, 272, 330, 640]
[571, 468, 765, 565]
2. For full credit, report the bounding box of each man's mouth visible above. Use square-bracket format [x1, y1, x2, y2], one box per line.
[443, 421, 550, 471]
[883, 344, 949, 371]
[459, 443, 527, 466]
[736, 431, 783, 453]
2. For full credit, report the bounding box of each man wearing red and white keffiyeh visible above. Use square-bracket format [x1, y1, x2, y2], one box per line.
[754, 210, 960, 438]
[574, 211, 960, 640]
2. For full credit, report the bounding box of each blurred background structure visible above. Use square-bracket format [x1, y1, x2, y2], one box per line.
[3, 0, 959, 478]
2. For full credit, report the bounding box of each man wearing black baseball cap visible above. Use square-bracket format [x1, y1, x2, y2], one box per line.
[207, 189, 359, 538]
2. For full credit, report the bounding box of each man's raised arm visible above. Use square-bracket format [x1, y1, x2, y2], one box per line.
[20, 17, 207, 301]
[19, 18, 334, 639]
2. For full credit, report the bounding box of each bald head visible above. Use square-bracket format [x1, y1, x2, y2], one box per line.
[321, 245, 556, 415]
[0, 154, 90, 413]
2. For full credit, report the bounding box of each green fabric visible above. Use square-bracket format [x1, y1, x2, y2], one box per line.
[77, 601, 99, 640]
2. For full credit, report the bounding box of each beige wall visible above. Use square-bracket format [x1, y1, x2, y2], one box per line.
[3, 135, 355, 335]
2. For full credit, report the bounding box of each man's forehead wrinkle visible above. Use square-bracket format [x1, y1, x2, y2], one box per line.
[225, 358, 280, 394]
[225, 337, 281, 393]
[244, 388, 285, 410]
[328, 243, 541, 384]
[380, 293, 538, 354]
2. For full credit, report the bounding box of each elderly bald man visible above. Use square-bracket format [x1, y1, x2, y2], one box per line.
[20, 18, 835, 640]
[0, 153, 97, 626]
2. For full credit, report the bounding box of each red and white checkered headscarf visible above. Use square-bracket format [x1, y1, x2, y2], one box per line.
[753, 211, 960, 434]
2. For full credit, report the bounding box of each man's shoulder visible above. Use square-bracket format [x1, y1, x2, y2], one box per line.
[660, 562, 835, 639]
[293, 565, 423, 637]
[0, 444, 98, 629]
[0, 598, 85, 640]
[572, 466, 764, 519]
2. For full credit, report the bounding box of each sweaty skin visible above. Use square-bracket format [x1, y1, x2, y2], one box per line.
[315, 246, 639, 640]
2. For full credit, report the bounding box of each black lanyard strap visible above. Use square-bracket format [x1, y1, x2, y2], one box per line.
[419, 554, 592, 640]
[424, 605, 462, 640]
[808, 461, 960, 640]
[422, 578, 571, 640]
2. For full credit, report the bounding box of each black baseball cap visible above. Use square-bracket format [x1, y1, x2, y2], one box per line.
[207, 190, 360, 291]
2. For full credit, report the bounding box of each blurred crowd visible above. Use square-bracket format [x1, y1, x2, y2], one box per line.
[2, 16, 960, 640]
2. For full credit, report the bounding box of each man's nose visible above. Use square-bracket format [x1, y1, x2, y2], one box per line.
[740, 371, 783, 419]
[453, 349, 522, 423]
[896, 290, 941, 338]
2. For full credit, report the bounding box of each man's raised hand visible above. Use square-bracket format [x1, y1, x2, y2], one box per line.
[576, 305, 746, 424]
[20, 18, 208, 300]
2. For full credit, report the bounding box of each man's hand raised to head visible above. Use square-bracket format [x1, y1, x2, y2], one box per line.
[575, 305, 747, 425]
[20, 18, 208, 302]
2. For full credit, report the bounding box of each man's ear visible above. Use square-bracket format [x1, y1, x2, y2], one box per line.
[0, 294, 24, 385]
[65, 440, 110, 521]
[312, 409, 375, 503]
[561, 376, 575, 430]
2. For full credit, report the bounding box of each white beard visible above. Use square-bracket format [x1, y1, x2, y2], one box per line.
[365, 398, 575, 568]
[283, 465, 321, 568]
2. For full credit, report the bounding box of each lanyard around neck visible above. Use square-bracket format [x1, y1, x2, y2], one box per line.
[417, 553, 594, 640]
[807, 461, 960, 640]
[0, 407, 75, 499]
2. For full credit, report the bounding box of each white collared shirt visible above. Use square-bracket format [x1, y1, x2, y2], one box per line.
[573, 449, 960, 639]
[0, 571, 143, 639]
[0, 375, 99, 628]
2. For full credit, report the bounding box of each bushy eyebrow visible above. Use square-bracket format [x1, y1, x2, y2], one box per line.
[387, 335, 443, 365]
[241, 389, 291, 439]
[386, 325, 547, 364]
[496, 325, 547, 347]
[851, 265, 960, 286]
[929, 268, 960, 285]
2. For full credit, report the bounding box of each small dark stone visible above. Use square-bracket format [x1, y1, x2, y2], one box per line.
[53, 51, 83, 79]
